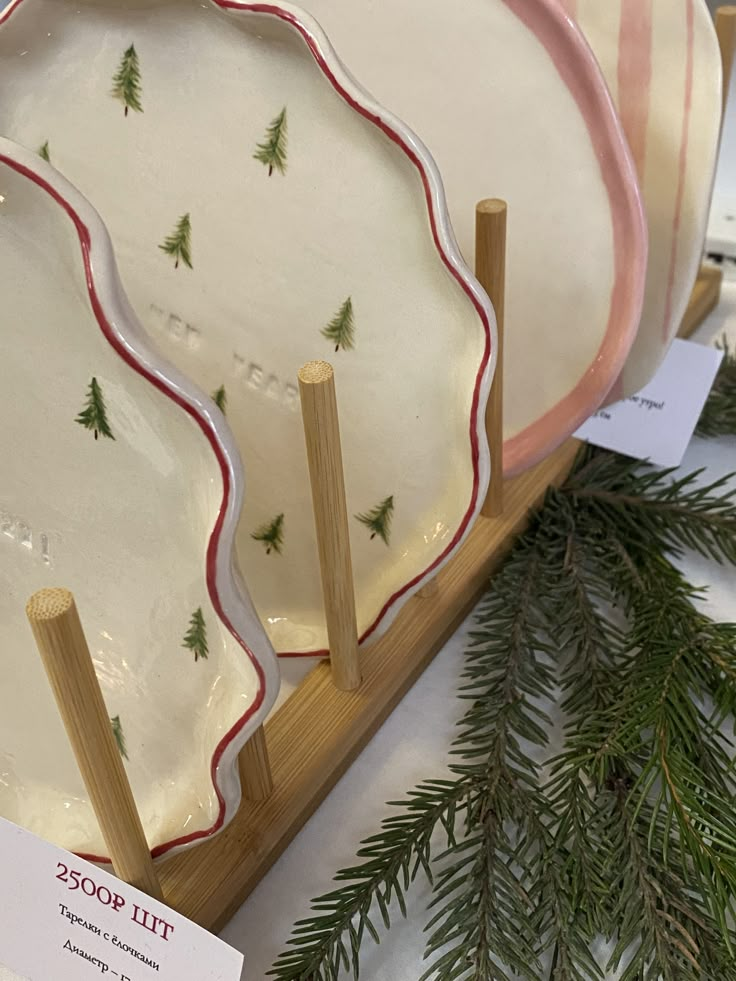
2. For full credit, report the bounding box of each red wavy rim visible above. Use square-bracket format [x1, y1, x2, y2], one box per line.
[1, 151, 268, 864]
[217, 0, 493, 656]
[0, 0, 493, 844]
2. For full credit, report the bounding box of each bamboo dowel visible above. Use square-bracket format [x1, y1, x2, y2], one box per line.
[476, 199, 507, 518]
[717, 6, 736, 119]
[238, 725, 273, 801]
[26, 588, 163, 900]
[298, 361, 361, 691]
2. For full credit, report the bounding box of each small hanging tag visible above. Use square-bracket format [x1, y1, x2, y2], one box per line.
[574, 339, 724, 467]
[0, 818, 244, 980]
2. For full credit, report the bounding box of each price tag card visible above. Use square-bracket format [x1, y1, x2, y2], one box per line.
[575, 339, 724, 467]
[0, 818, 244, 981]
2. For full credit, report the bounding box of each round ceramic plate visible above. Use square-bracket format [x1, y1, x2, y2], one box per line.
[269, 0, 648, 474]
[0, 138, 280, 860]
[0, 0, 495, 657]
[558, 0, 722, 397]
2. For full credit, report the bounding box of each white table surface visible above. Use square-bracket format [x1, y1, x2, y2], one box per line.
[220, 272, 736, 978]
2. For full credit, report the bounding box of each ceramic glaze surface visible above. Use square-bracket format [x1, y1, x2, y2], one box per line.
[559, 0, 722, 397]
[271, 0, 648, 474]
[0, 141, 279, 860]
[0, 0, 495, 656]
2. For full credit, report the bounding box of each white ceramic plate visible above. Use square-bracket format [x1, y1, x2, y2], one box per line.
[270, 0, 648, 475]
[0, 0, 495, 657]
[0, 138, 280, 861]
[558, 0, 722, 397]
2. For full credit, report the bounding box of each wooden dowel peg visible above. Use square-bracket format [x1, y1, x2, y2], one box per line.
[298, 361, 361, 691]
[26, 588, 163, 900]
[238, 725, 273, 801]
[717, 6, 736, 120]
[476, 199, 507, 518]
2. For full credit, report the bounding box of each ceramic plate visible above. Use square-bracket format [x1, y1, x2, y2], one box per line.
[558, 0, 722, 397]
[0, 0, 495, 657]
[260, 0, 647, 475]
[0, 138, 280, 861]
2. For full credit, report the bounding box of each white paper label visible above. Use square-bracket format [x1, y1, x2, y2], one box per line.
[575, 340, 724, 467]
[0, 818, 244, 980]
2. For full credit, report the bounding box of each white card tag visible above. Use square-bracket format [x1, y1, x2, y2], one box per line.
[0, 818, 244, 980]
[574, 339, 724, 467]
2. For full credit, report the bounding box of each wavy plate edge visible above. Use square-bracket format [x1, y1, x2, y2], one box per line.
[0, 3, 496, 654]
[0, 135, 282, 863]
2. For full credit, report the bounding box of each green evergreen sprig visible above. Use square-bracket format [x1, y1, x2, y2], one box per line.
[696, 336, 736, 438]
[271, 377, 736, 981]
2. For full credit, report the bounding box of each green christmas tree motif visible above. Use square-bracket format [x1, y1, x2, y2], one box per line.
[182, 607, 208, 662]
[110, 715, 128, 761]
[38, 140, 51, 163]
[355, 496, 394, 545]
[111, 44, 143, 116]
[159, 213, 193, 269]
[212, 385, 227, 414]
[321, 297, 356, 352]
[251, 513, 284, 555]
[75, 377, 115, 441]
[253, 107, 288, 176]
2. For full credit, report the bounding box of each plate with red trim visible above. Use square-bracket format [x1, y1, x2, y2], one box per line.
[280, 0, 649, 475]
[558, 0, 721, 397]
[0, 138, 280, 860]
[0, 0, 496, 657]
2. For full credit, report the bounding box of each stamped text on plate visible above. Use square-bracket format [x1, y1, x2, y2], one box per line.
[0, 509, 50, 564]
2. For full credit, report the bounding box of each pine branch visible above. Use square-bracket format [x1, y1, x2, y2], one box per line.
[562, 446, 736, 565]
[271, 383, 736, 980]
[696, 336, 736, 438]
[269, 778, 473, 981]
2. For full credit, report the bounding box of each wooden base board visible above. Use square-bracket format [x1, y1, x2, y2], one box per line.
[156, 438, 581, 931]
[678, 263, 723, 339]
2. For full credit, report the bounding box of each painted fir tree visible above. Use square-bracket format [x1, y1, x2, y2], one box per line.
[356, 495, 394, 545]
[212, 385, 227, 414]
[321, 297, 355, 352]
[159, 213, 193, 269]
[75, 377, 115, 440]
[111, 44, 143, 116]
[110, 715, 128, 761]
[254, 107, 288, 176]
[38, 140, 51, 163]
[251, 513, 284, 555]
[182, 607, 208, 662]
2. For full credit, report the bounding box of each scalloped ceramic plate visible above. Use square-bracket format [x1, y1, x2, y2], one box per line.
[558, 0, 722, 397]
[276, 0, 649, 474]
[0, 0, 495, 657]
[0, 138, 280, 861]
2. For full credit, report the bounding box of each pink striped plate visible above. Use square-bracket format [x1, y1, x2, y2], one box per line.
[559, 0, 722, 398]
[285, 0, 649, 475]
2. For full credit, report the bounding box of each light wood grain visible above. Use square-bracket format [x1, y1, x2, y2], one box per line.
[417, 578, 440, 599]
[156, 439, 580, 931]
[678, 264, 723, 339]
[476, 199, 507, 516]
[298, 361, 361, 691]
[26, 588, 163, 900]
[238, 725, 273, 801]
[717, 6, 736, 119]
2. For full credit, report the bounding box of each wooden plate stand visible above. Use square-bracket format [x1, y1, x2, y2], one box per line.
[21, 6, 736, 936]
